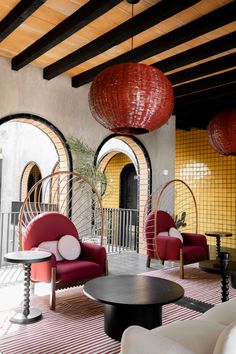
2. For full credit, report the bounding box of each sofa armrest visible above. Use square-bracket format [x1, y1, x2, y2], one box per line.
[182, 233, 208, 248]
[80, 242, 107, 273]
[30, 246, 56, 282]
[154, 235, 182, 260]
[120, 326, 192, 354]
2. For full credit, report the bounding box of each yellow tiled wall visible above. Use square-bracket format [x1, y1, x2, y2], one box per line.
[102, 153, 132, 208]
[175, 128, 236, 250]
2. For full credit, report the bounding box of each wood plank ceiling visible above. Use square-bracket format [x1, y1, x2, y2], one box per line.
[0, 0, 235, 130]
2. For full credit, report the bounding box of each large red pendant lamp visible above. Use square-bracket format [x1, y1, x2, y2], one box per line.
[207, 109, 236, 156]
[88, 62, 174, 135]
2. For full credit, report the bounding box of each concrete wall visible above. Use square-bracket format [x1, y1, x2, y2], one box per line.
[0, 122, 58, 211]
[0, 56, 175, 202]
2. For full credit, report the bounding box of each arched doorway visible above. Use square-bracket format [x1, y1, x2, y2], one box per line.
[119, 163, 138, 250]
[95, 134, 151, 254]
[120, 164, 137, 210]
[0, 114, 72, 173]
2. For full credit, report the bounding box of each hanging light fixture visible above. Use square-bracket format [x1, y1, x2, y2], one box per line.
[88, 0, 174, 135]
[207, 109, 236, 155]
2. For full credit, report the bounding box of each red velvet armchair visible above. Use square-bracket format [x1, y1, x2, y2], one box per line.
[145, 210, 209, 278]
[22, 211, 108, 309]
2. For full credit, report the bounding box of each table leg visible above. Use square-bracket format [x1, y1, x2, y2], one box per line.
[216, 236, 221, 259]
[10, 263, 42, 324]
[104, 304, 162, 341]
[23, 263, 31, 317]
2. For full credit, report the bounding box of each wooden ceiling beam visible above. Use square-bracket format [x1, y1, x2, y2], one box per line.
[169, 53, 236, 86]
[176, 102, 235, 130]
[153, 32, 236, 73]
[43, 0, 200, 80]
[72, 2, 236, 87]
[174, 69, 236, 97]
[0, 0, 46, 42]
[11, 0, 123, 71]
[174, 83, 236, 115]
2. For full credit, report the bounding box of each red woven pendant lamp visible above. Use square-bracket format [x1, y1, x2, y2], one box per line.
[207, 109, 236, 155]
[88, 62, 174, 135]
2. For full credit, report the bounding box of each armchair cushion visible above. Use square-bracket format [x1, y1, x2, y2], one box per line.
[182, 233, 208, 248]
[183, 245, 209, 263]
[155, 235, 182, 260]
[213, 320, 236, 354]
[38, 241, 64, 261]
[121, 326, 193, 354]
[56, 259, 103, 283]
[80, 242, 107, 271]
[169, 227, 183, 243]
[23, 211, 79, 250]
[58, 235, 81, 260]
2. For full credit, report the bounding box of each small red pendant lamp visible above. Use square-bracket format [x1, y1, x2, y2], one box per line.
[207, 109, 236, 155]
[88, 62, 174, 135]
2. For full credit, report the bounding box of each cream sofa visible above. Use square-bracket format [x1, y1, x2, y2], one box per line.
[120, 298, 236, 354]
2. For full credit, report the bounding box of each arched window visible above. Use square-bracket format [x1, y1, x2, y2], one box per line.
[27, 164, 42, 202]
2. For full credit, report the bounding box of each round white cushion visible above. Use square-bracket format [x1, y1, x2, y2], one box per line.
[58, 235, 81, 260]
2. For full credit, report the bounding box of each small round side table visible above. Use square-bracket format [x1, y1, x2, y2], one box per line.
[205, 231, 232, 259]
[4, 250, 51, 324]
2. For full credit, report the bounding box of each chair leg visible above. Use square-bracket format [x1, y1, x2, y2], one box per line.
[180, 249, 184, 279]
[146, 256, 151, 268]
[50, 267, 56, 310]
[161, 259, 165, 266]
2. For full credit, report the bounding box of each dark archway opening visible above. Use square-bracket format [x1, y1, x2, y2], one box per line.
[119, 163, 138, 250]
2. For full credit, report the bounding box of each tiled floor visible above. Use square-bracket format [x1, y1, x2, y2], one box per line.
[107, 251, 170, 275]
[0, 252, 168, 287]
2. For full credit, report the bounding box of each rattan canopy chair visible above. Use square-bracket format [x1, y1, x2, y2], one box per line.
[18, 171, 107, 309]
[144, 179, 209, 278]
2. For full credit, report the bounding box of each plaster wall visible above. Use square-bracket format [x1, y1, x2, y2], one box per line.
[0, 56, 175, 197]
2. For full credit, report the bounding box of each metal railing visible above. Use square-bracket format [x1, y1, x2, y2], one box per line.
[103, 208, 138, 253]
[0, 212, 19, 267]
[0, 208, 139, 267]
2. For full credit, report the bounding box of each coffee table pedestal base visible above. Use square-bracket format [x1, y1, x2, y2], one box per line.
[104, 304, 162, 341]
[10, 308, 42, 324]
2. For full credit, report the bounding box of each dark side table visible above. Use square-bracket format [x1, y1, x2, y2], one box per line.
[206, 231, 232, 259]
[83, 275, 184, 341]
[4, 250, 51, 324]
[199, 231, 235, 274]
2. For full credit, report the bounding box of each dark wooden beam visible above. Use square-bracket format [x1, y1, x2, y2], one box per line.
[72, 2, 236, 87]
[153, 32, 236, 73]
[168, 53, 235, 86]
[176, 102, 235, 130]
[174, 83, 236, 115]
[174, 69, 236, 97]
[0, 0, 46, 42]
[11, 0, 123, 71]
[43, 0, 200, 80]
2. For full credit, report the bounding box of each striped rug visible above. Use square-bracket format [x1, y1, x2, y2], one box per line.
[144, 264, 236, 305]
[0, 264, 235, 354]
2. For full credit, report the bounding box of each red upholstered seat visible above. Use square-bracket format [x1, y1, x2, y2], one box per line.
[23, 211, 107, 309]
[145, 210, 209, 278]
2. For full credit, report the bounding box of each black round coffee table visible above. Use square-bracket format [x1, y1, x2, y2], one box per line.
[4, 250, 51, 324]
[83, 275, 184, 341]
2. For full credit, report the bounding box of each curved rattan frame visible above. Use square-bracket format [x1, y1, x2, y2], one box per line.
[18, 170, 104, 250]
[156, 178, 198, 233]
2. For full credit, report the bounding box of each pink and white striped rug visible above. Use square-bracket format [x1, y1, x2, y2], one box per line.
[1, 265, 235, 354]
[144, 264, 236, 305]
